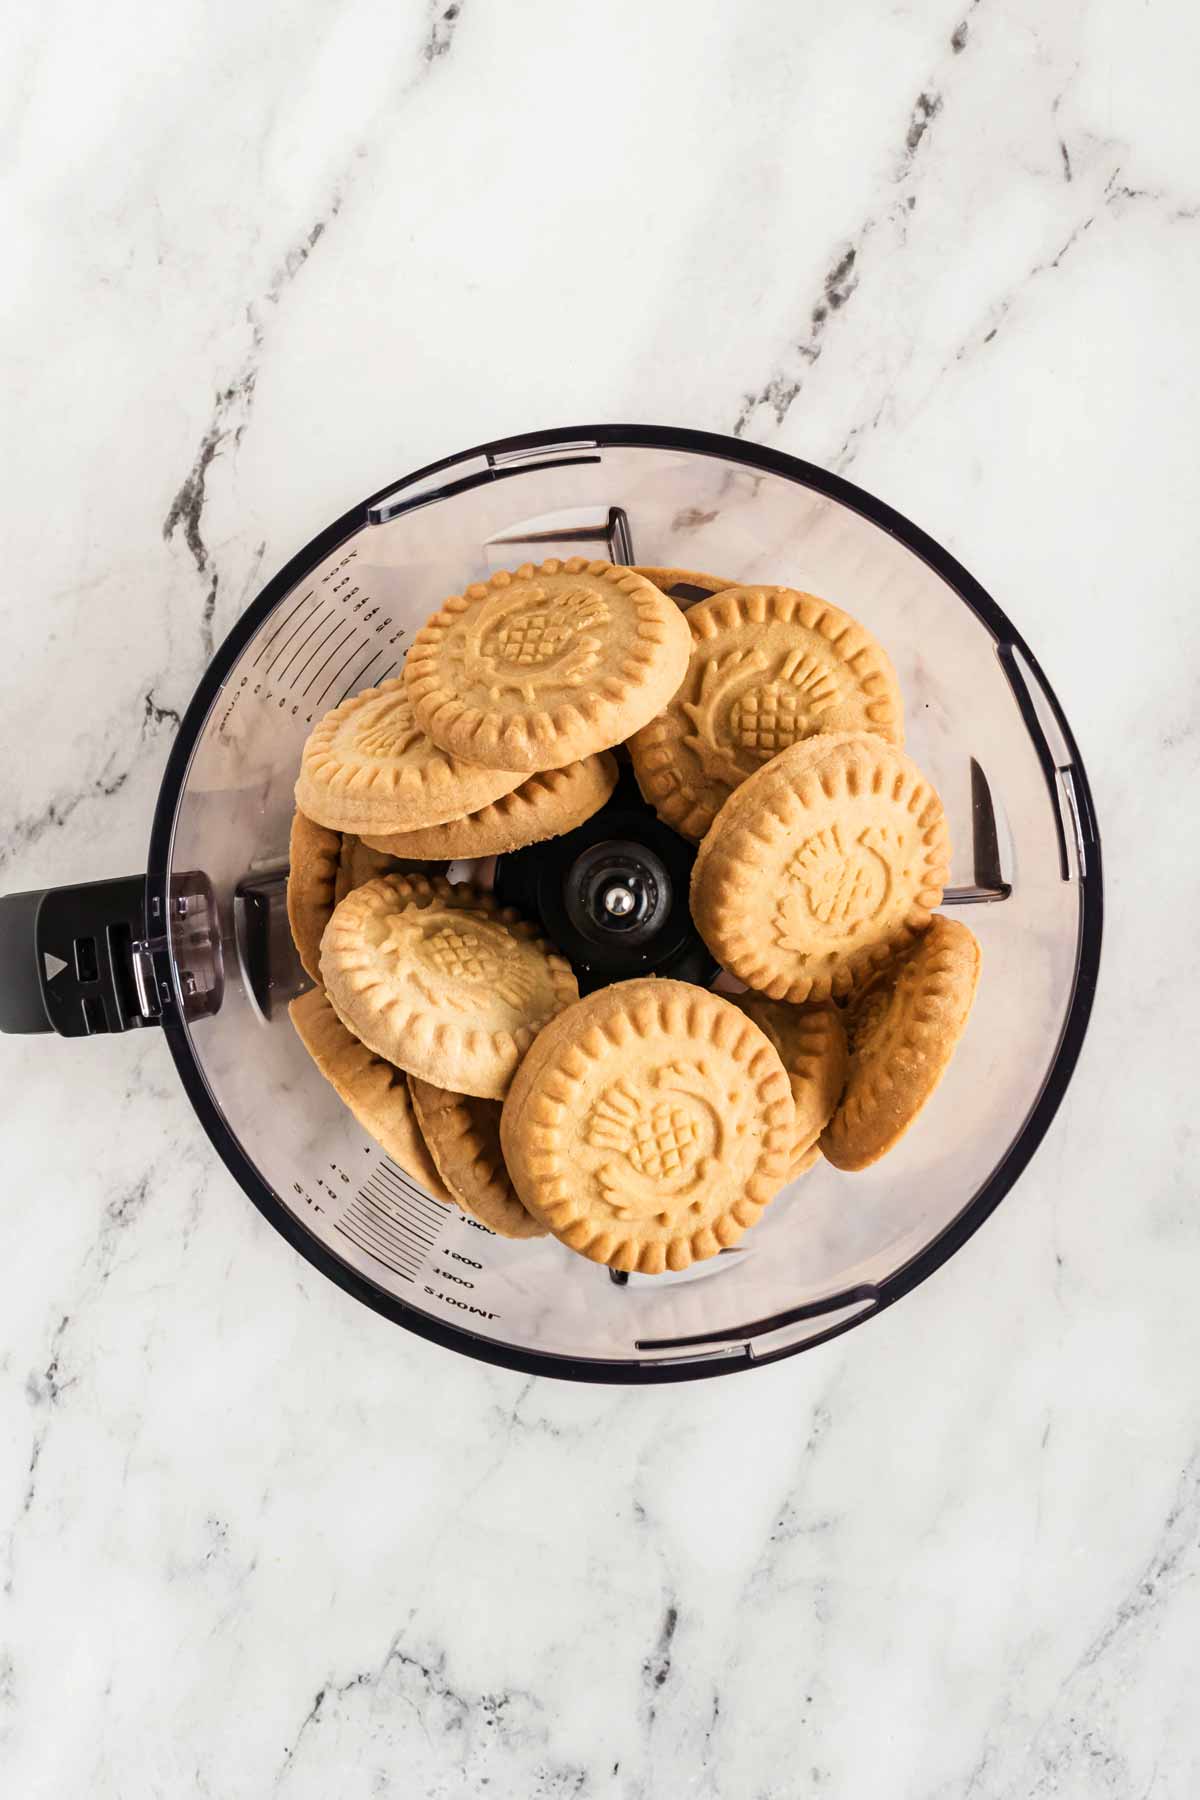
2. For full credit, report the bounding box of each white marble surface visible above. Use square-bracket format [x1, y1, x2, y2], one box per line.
[2, 0, 1198, 1793]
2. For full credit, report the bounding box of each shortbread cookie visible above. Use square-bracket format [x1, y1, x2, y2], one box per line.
[295, 677, 525, 834]
[408, 1078, 547, 1240]
[728, 994, 848, 1176]
[633, 566, 735, 600]
[821, 916, 981, 1170]
[288, 813, 403, 979]
[288, 811, 342, 984]
[320, 874, 578, 1099]
[334, 834, 402, 905]
[630, 586, 904, 841]
[500, 979, 793, 1273]
[288, 987, 451, 1202]
[691, 732, 950, 1003]
[361, 754, 617, 861]
[404, 558, 692, 773]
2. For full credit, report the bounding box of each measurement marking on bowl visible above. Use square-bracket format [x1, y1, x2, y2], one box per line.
[302, 623, 357, 697]
[265, 615, 318, 678]
[316, 638, 378, 708]
[285, 612, 339, 684]
[333, 1157, 449, 1284]
[337, 1215, 423, 1280]
[359, 1188, 441, 1247]
[361, 1178, 435, 1238]
[251, 589, 315, 667]
[334, 647, 385, 707]
[275, 606, 335, 680]
[227, 548, 411, 746]
[374, 1159, 450, 1223]
[337, 1203, 430, 1278]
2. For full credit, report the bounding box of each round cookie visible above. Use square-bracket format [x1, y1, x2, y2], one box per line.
[408, 1078, 547, 1240]
[691, 732, 950, 1003]
[821, 916, 981, 1170]
[320, 874, 578, 1100]
[500, 979, 793, 1273]
[288, 987, 452, 1203]
[633, 566, 735, 600]
[629, 586, 904, 842]
[288, 811, 342, 984]
[404, 558, 692, 773]
[361, 754, 618, 861]
[295, 677, 525, 834]
[728, 994, 848, 1176]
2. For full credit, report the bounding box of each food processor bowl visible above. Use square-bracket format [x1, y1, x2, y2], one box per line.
[0, 426, 1102, 1381]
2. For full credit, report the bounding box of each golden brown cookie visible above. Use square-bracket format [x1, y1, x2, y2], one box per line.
[691, 732, 950, 1003]
[288, 987, 452, 1202]
[629, 586, 904, 841]
[408, 1078, 547, 1240]
[728, 994, 848, 1176]
[361, 754, 618, 861]
[821, 916, 981, 1170]
[288, 811, 341, 984]
[404, 558, 692, 773]
[632, 566, 735, 599]
[320, 874, 578, 1099]
[288, 813, 404, 979]
[295, 677, 525, 834]
[499, 979, 793, 1273]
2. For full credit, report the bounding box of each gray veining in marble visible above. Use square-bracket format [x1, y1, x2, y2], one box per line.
[2, 0, 1199, 1794]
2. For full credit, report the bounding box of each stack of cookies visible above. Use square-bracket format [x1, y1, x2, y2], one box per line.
[287, 557, 981, 1275]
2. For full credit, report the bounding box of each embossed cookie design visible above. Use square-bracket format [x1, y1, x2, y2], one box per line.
[728, 994, 848, 1176]
[288, 987, 452, 1202]
[361, 753, 617, 861]
[821, 916, 981, 1170]
[295, 677, 525, 834]
[408, 1078, 547, 1239]
[404, 559, 692, 773]
[691, 733, 950, 1002]
[320, 874, 578, 1099]
[629, 586, 904, 841]
[499, 980, 793, 1272]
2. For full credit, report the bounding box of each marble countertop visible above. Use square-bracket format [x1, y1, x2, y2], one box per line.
[2, 1, 1197, 1793]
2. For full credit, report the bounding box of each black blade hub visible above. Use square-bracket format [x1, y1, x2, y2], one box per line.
[493, 768, 717, 994]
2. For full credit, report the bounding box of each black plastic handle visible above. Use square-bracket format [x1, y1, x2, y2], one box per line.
[0, 876, 156, 1036]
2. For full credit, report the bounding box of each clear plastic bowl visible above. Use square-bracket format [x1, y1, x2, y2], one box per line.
[147, 426, 1101, 1381]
